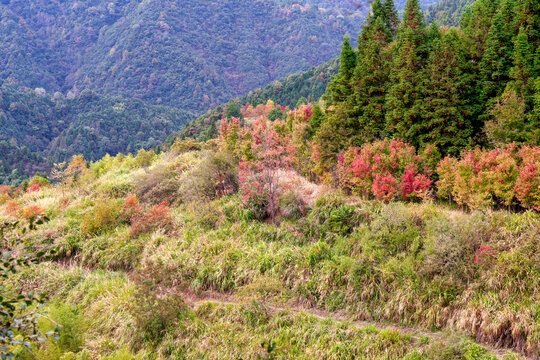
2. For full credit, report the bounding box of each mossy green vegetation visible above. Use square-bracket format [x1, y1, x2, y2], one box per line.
[1, 147, 537, 359]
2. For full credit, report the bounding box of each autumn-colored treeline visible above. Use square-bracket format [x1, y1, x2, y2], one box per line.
[218, 102, 540, 211]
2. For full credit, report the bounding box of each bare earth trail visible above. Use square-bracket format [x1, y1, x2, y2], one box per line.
[176, 289, 520, 360]
[56, 260, 531, 359]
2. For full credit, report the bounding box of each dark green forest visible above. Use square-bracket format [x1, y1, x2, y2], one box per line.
[0, 83, 191, 184]
[426, 0, 476, 25]
[313, 0, 539, 165]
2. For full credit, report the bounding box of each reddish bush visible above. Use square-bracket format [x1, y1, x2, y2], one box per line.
[20, 205, 46, 220]
[122, 194, 143, 223]
[473, 246, 496, 264]
[81, 200, 122, 236]
[26, 184, 41, 193]
[130, 201, 174, 236]
[28, 175, 49, 188]
[372, 174, 399, 202]
[3, 200, 22, 217]
[401, 166, 432, 201]
[436, 144, 539, 209]
[336, 139, 432, 201]
[239, 119, 291, 221]
[514, 146, 540, 210]
[0, 185, 11, 195]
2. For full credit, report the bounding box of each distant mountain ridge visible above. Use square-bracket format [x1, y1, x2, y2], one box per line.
[0, 0, 440, 114]
[0, 0, 367, 113]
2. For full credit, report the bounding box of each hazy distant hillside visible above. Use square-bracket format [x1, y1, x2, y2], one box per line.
[0, 0, 442, 114]
[426, 0, 476, 26]
[0, 0, 367, 113]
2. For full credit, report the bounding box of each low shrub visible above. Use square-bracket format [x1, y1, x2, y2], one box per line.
[80, 200, 122, 236]
[279, 191, 308, 220]
[20, 204, 47, 220]
[28, 174, 50, 189]
[437, 144, 540, 210]
[0, 185, 11, 195]
[121, 194, 143, 223]
[171, 138, 202, 154]
[133, 149, 156, 168]
[179, 152, 237, 203]
[130, 201, 174, 236]
[3, 199, 22, 217]
[0, 193, 10, 206]
[135, 165, 181, 205]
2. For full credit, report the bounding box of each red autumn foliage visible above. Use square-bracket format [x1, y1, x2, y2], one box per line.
[514, 146, 540, 210]
[130, 201, 173, 236]
[239, 118, 291, 220]
[336, 139, 432, 201]
[20, 205, 46, 220]
[303, 104, 313, 121]
[122, 194, 144, 223]
[436, 144, 539, 209]
[0, 185, 11, 195]
[3, 200, 22, 217]
[26, 184, 41, 193]
[474, 246, 496, 264]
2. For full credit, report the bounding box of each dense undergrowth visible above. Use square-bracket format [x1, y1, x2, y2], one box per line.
[1, 146, 538, 359]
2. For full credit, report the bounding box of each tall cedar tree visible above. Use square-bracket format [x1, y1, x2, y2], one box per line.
[418, 29, 476, 155]
[530, 76, 540, 144]
[479, 4, 515, 102]
[315, 35, 358, 168]
[349, 0, 397, 142]
[510, 26, 534, 99]
[461, 0, 501, 61]
[326, 35, 357, 104]
[385, 0, 428, 147]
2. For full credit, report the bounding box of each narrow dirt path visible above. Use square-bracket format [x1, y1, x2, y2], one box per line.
[55, 261, 530, 359]
[179, 289, 521, 360]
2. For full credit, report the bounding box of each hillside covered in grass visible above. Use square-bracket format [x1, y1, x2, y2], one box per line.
[1, 133, 538, 359]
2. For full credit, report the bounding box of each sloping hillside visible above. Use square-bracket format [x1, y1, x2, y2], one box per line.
[425, 0, 476, 26]
[0, 83, 191, 184]
[0, 0, 364, 112]
[0, 141, 536, 359]
[0, 0, 443, 113]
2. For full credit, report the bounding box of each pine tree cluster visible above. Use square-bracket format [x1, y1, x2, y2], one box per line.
[316, 0, 539, 166]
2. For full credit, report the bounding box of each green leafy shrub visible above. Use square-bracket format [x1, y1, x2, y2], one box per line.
[135, 165, 181, 205]
[133, 149, 156, 168]
[179, 152, 238, 203]
[279, 191, 308, 220]
[80, 200, 122, 236]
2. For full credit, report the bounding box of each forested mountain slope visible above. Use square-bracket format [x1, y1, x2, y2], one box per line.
[0, 83, 191, 184]
[0, 0, 441, 113]
[425, 0, 476, 26]
[0, 0, 359, 112]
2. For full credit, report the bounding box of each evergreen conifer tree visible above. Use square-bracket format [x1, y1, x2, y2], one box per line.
[348, 0, 396, 142]
[385, 0, 428, 146]
[326, 35, 357, 104]
[418, 29, 476, 155]
[510, 26, 534, 97]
